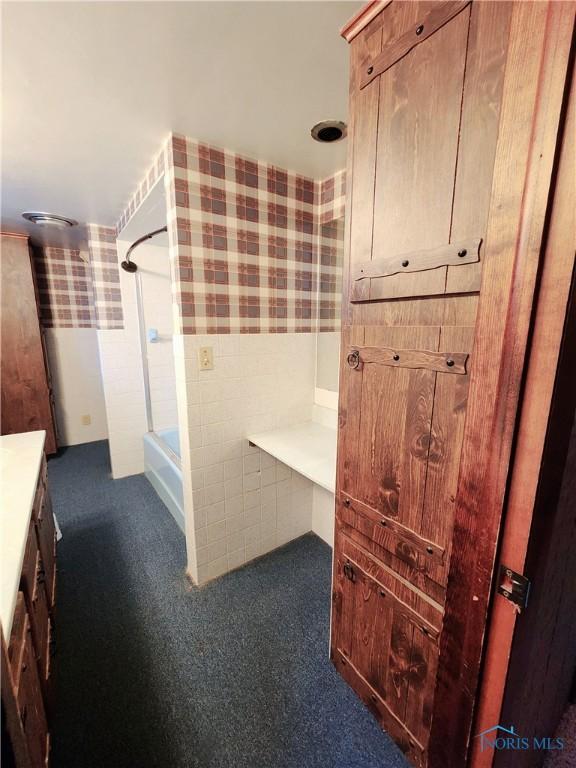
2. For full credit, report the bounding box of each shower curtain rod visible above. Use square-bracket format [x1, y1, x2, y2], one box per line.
[121, 225, 168, 272]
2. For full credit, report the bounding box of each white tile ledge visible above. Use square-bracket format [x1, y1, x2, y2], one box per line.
[247, 421, 336, 493]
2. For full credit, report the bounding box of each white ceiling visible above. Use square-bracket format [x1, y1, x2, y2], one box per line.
[1, 1, 359, 246]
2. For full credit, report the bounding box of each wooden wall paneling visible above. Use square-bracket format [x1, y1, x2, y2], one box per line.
[429, 3, 575, 765]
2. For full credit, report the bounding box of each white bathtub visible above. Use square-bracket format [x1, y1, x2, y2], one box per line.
[143, 428, 184, 533]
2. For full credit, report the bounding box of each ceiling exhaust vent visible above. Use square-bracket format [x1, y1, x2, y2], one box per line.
[311, 120, 347, 143]
[22, 211, 78, 229]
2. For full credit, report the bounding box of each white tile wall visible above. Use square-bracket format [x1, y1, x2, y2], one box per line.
[174, 332, 316, 584]
[97, 237, 331, 574]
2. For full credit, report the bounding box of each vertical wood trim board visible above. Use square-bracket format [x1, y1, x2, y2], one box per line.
[429, 3, 575, 765]
[470, 53, 576, 768]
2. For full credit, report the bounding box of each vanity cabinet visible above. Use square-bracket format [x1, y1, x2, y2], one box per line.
[1, 450, 57, 767]
[333, 2, 575, 767]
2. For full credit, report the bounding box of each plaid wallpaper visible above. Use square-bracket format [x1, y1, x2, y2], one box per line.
[86, 224, 124, 329]
[34, 247, 97, 328]
[116, 148, 166, 234]
[165, 133, 345, 335]
[319, 169, 346, 224]
[318, 217, 344, 332]
[317, 170, 345, 331]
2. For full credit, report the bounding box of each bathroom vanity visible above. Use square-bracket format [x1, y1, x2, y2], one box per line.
[1, 431, 57, 767]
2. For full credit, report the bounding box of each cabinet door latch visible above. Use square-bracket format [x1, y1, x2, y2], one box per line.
[498, 564, 531, 612]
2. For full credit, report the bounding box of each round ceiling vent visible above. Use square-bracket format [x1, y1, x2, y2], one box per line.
[311, 120, 347, 143]
[22, 212, 78, 229]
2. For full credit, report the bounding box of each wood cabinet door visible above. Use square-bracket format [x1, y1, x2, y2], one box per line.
[0, 234, 57, 453]
[332, 2, 575, 766]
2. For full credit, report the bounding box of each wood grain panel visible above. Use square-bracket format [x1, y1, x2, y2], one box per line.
[331, 530, 444, 766]
[331, 540, 355, 660]
[446, 1, 513, 294]
[336, 509, 447, 605]
[0, 234, 57, 453]
[356, 293, 478, 329]
[333, 651, 425, 766]
[360, 1, 471, 88]
[419, 325, 474, 588]
[337, 327, 365, 502]
[405, 625, 439, 748]
[369, 7, 470, 302]
[350, 345, 468, 374]
[351, 237, 480, 301]
[360, 326, 439, 537]
[339, 492, 445, 563]
[345, 23, 383, 303]
[336, 532, 444, 629]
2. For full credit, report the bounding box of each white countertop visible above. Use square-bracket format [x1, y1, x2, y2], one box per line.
[248, 421, 337, 493]
[0, 431, 45, 640]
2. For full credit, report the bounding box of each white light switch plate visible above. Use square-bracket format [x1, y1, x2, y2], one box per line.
[198, 346, 214, 371]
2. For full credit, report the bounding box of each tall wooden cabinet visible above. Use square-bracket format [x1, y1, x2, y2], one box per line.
[332, 2, 575, 767]
[1, 233, 58, 453]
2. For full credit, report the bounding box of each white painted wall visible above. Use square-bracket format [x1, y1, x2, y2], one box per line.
[44, 328, 108, 446]
[174, 332, 316, 584]
[311, 393, 338, 546]
[315, 331, 341, 392]
[312, 485, 335, 548]
[97, 240, 148, 478]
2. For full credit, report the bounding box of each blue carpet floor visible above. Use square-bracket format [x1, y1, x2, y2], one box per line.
[48, 440, 409, 768]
